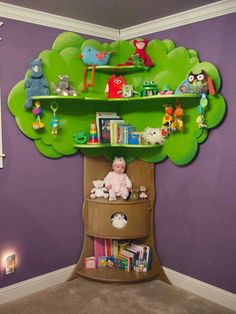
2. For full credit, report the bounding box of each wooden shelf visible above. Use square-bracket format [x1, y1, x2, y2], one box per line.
[77, 267, 160, 283]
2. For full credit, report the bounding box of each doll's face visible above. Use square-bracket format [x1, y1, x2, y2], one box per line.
[113, 163, 125, 174]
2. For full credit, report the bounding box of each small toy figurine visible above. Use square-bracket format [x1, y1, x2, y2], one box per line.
[158, 84, 174, 95]
[80, 46, 113, 91]
[130, 187, 139, 200]
[142, 127, 165, 145]
[32, 100, 44, 130]
[122, 85, 137, 98]
[139, 81, 158, 97]
[173, 103, 184, 131]
[50, 102, 61, 135]
[139, 186, 148, 199]
[162, 104, 174, 136]
[105, 75, 126, 98]
[54, 75, 77, 96]
[90, 180, 109, 199]
[111, 213, 127, 229]
[196, 114, 207, 129]
[104, 157, 132, 201]
[24, 58, 49, 109]
[73, 132, 87, 144]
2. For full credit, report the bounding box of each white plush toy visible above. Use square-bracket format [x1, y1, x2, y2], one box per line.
[111, 213, 127, 229]
[142, 127, 165, 145]
[90, 180, 109, 199]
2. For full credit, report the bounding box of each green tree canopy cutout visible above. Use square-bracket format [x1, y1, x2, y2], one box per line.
[8, 32, 226, 165]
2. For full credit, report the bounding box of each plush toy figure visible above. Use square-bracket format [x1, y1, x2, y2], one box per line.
[24, 58, 49, 109]
[104, 157, 132, 201]
[139, 186, 148, 199]
[105, 75, 126, 98]
[131, 39, 153, 67]
[90, 180, 109, 199]
[142, 127, 165, 145]
[54, 75, 77, 96]
[111, 213, 127, 229]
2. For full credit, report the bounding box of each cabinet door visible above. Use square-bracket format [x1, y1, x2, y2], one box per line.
[85, 200, 151, 239]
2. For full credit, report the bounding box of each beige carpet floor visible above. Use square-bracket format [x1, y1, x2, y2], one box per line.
[0, 277, 235, 314]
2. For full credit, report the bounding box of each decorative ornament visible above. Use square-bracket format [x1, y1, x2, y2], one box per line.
[32, 100, 44, 130]
[50, 102, 61, 135]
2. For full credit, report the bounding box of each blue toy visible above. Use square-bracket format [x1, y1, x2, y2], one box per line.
[24, 58, 49, 109]
[79, 47, 113, 91]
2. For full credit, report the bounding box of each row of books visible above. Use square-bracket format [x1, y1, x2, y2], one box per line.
[93, 238, 151, 272]
[96, 111, 143, 145]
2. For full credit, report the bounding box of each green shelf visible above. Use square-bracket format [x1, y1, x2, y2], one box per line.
[87, 65, 147, 74]
[74, 144, 158, 148]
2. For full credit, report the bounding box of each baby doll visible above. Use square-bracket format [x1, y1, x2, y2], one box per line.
[104, 157, 132, 201]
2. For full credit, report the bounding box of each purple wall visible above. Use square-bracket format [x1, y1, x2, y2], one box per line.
[0, 14, 235, 293]
[150, 13, 236, 293]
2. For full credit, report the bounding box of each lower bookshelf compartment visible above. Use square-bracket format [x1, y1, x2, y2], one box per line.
[77, 267, 160, 283]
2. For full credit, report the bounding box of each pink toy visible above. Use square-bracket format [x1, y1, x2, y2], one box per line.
[104, 157, 132, 201]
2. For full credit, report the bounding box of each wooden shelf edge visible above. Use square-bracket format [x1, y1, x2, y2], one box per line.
[77, 267, 160, 283]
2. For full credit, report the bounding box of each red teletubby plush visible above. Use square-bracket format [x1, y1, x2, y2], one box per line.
[131, 39, 153, 67]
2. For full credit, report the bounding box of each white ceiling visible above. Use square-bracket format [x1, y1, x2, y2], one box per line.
[0, 0, 220, 28]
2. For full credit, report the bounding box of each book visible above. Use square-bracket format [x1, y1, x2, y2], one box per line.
[93, 237, 105, 259]
[95, 112, 119, 141]
[130, 242, 151, 270]
[112, 240, 119, 258]
[84, 256, 96, 270]
[104, 239, 112, 256]
[117, 252, 132, 271]
[106, 256, 117, 268]
[118, 239, 130, 252]
[110, 120, 124, 144]
[97, 256, 107, 268]
[99, 117, 122, 143]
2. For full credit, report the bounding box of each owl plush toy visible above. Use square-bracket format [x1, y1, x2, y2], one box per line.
[175, 70, 215, 96]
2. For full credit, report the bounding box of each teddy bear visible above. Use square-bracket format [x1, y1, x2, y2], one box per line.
[90, 180, 109, 199]
[104, 157, 132, 201]
[24, 58, 49, 109]
[142, 127, 165, 145]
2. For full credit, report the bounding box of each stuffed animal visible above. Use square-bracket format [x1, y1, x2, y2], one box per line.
[130, 187, 139, 200]
[24, 58, 49, 109]
[104, 157, 132, 201]
[105, 75, 126, 98]
[54, 75, 77, 96]
[111, 212, 127, 229]
[80, 47, 113, 91]
[131, 39, 153, 67]
[90, 180, 109, 199]
[142, 127, 165, 145]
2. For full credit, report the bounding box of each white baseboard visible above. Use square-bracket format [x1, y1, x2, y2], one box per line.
[163, 267, 236, 312]
[0, 265, 75, 305]
[0, 265, 235, 311]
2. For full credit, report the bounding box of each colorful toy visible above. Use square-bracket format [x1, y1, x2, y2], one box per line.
[122, 85, 137, 98]
[24, 58, 49, 109]
[131, 39, 153, 67]
[32, 100, 44, 130]
[142, 127, 165, 145]
[196, 114, 207, 129]
[139, 81, 158, 96]
[173, 103, 184, 131]
[105, 75, 126, 98]
[87, 121, 100, 144]
[73, 132, 87, 144]
[104, 157, 132, 201]
[139, 185, 148, 199]
[90, 180, 109, 199]
[50, 102, 61, 135]
[54, 74, 77, 96]
[110, 212, 127, 229]
[158, 84, 174, 95]
[80, 47, 113, 91]
[162, 104, 174, 136]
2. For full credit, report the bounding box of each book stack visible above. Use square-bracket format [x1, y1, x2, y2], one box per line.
[93, 237, 151, 272]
